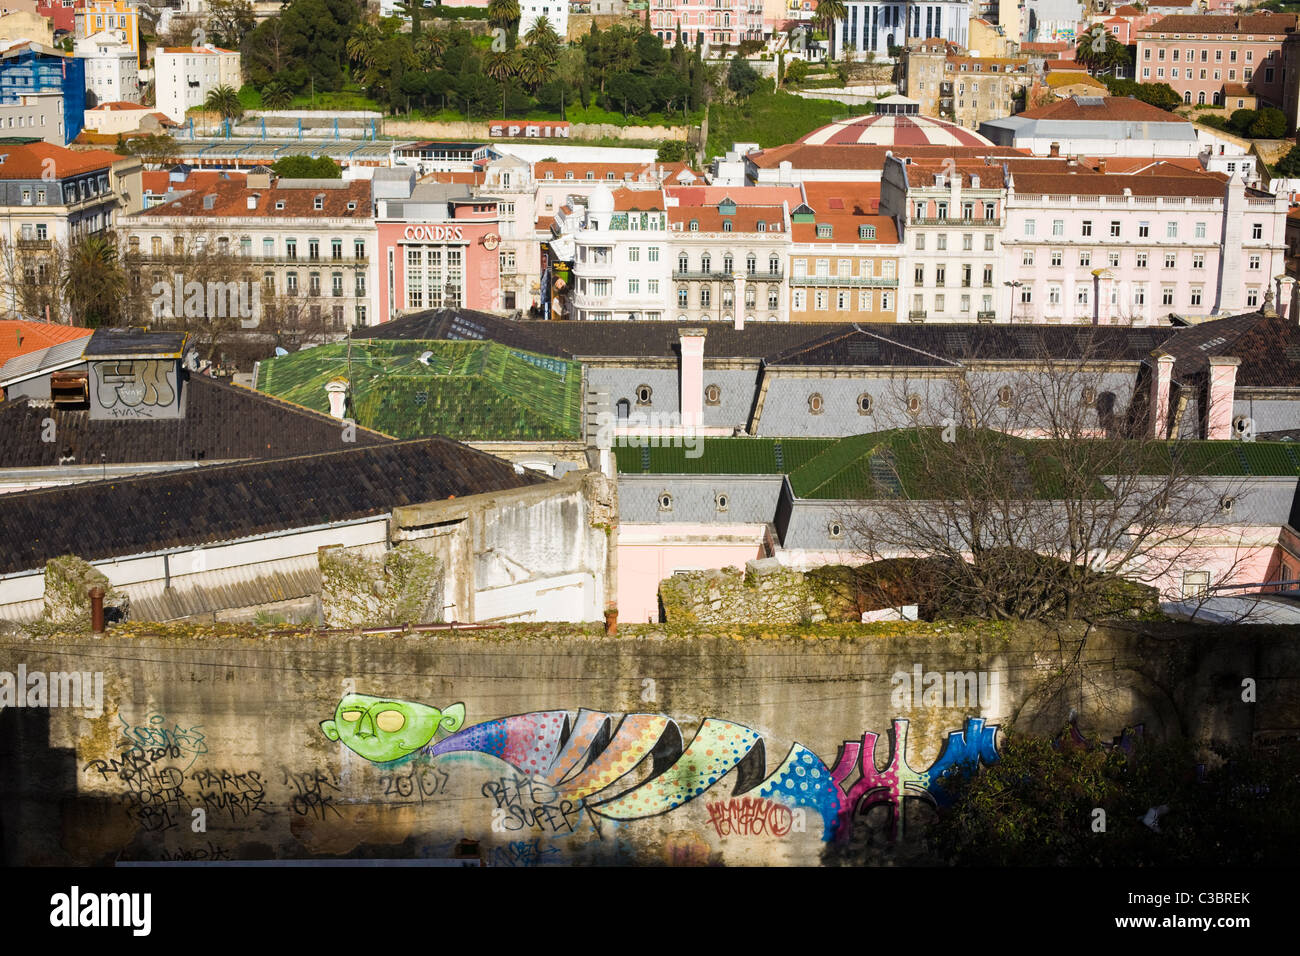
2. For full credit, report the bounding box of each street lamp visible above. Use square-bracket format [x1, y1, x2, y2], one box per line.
[1002, 280, 1021, 323]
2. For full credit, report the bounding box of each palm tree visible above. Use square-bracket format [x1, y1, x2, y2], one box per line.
[416, 28, 449, 70]
[484, 48, 519, 118]
[62, 235, 125, 329]
[261, 80, 292, 109]
[519, 44, 556, 90]
[204, 85, 244, 123]
[816, 0, 846, 62]
[1076, 25, 1131, 77]
[524, 15, 560, 57]
[346, 22, 384, 71]
[487, 0, 520, 30]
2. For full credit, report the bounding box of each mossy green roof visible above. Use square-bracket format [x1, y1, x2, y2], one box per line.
[617, 432, 1300, 499]
[255, 340, 584, 441]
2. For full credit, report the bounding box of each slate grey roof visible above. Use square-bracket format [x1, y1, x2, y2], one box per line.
[0, 437, 546, 574]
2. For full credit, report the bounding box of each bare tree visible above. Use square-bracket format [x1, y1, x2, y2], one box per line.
[840, 335, 1258, 621]
[0, 238, 68, 323]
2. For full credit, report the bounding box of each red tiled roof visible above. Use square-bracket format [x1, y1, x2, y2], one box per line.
[160, 45, 236, 54]
[665, 185, 803, 207]
[667, 204, 786, 233]
[1139, 13, 1300, 35]
[0, 320, 92, 366]
[1011, 170, 1227, 198]
[903, 159, 1007, 188]
[1016, 95, 1188, 122]
[750, 143, 1027, 170]
[89, 101, 150, 111]
[0, 142, 122, 179]
[793, 183, 898, 244]
[141, 177, 372, 218]
[610, 186, 664, 210]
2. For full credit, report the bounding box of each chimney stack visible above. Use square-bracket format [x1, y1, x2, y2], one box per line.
[1049, 141, 1060, 157]
[678, 327, 707, 428]
[1150, 352, 1174, 438]
[1098, 157, 1107, 174]
[325, 377, 349, 419]
[89, 586, 105, 635]
[1205, 356, 1240, 440]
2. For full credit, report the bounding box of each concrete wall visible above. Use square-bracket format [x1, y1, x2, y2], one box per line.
[2, 620, 1293, 865]
[381, 119, 689, 143]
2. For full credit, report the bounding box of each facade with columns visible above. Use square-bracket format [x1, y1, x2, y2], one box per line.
[839, 1, 970, 57]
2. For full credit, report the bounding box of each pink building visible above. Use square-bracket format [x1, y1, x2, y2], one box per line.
[648, 0, 766, 45]
[1136, 12, 1299, 108]
[1000, 158, 1289, 323]
[375, 186, 502, 323]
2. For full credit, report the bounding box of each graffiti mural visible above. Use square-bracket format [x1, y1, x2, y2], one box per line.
[319, 697, 1001, 843]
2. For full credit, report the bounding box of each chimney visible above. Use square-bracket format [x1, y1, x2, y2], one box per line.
[678, 327, 707, 427]
[1150, 352, 1174, 438]
[1049, 141, 1060, 157]
[1205, 356, 1240, 440]
[89, 586, 105, 635]
[325, 377, 349, 419]
[1097, 157, 1107, 174]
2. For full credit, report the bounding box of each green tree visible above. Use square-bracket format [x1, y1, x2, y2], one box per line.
[519, 44, 556, 90]
[1274, 143, 1300, 176]
[1249, 106, 1287, 138]
[524, 15, 561, 58]
[487, 0, 520, 30]
[122, 133, 180, 167]
[205, 0, 255, 47]
[260, 80, 293, 109]
[63, 235, 125, 328]
[656, 139, 688, 162]
[816, 0, 846, 61]
[484, 48, 520, 118]
[1076, 24, 1131, 77]
[271, 155, 342, 178]
[204, 84, 244, 122]
[726, 54, 759, 99]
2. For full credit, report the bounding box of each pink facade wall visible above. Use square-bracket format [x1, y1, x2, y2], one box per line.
[1138, 33, 1288, 106]
[649, 0, 765, 44]
[617, 525, 769, 624]
[375, 214, 501, 324]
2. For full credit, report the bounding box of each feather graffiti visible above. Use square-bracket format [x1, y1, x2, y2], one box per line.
[319, 694, 1000, 841]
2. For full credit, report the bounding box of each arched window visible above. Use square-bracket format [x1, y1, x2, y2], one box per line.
[858, 393, 873, 415]
[723, 220, 732, 232]
[678, 253, 688, 273]
[723, 254, 733, 273]
[635, 384, 652, 405]
[701, 253, 712, 273]
[769, 255, 780, 276]
[1197, 90, 1206, 105]
[615, 398, 630, 420]
[746, 254, 757, 274]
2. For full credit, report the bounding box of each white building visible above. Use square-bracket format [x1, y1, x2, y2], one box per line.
[153, 44, 242, 124]
[839, 1, 970, 58]
[520, 0, 568, 38]
[76, 29, 140, 105]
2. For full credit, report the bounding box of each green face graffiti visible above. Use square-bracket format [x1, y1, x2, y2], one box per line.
[320, 694, 465, 763]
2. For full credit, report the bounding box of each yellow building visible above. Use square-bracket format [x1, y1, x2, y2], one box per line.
[74, 0, 140, 60]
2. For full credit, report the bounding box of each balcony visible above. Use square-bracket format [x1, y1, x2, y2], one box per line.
[976, 310, 996, 322]
[790, 275, 898, 288]
[672, 270, 732, 280]
[912, 217, 1002, 227]
[908, 309, 927, 321]
[15, 238, 50, 251]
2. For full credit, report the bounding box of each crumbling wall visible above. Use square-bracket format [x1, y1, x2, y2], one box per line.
[318, 544, 443, 628]
[659, 559, 826, 627]
[40, 555, 129, 630]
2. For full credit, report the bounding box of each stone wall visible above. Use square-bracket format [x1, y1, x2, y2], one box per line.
[3, 618, 1294, 866]
[659, 559, 828, 627]
[380, 119, 689, 142]
[319, 544, 443, 628]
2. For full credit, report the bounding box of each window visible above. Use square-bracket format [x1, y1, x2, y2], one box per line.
[814, 290, 828, 310]
[1023, 250, 1035, 266]
[1247, 288, 1259, 307]
[985, 235, 994, 251]
[1079, 251, 1092, 268]
[1024, 219, 1036, 237]
[1020, 287, 1032, 304]
[1049, 286, 1061, 305]
[915, 265, 925, 285]
[1162, 286, 1175, 306]
[1249, 254, 1261, 270]
[678, 287, 688, 307]
[700, 287, 711, 307]
[746, 254, 757, 275]
[628, 247, 640, 262]
[859, 290, 872, 311]
[937, 234, 947, 251]
[658, 492, 673, 511]
[1110, 221, 1121, 238]
[1182, 571, 1210, 599]
[828, 521, 843, 539]
[857, 393, 873, 415]
[1051, 250, 1062, 267]
[689, 220, 699, 232]
[701, 253, 711, 273]
[628, 278, 639, 294]
[715, 493, 729, 513]
[984, 202, 996, 220]
[635, 385, 653, 405]
[648, 279, 659, 295]
[792, 289, 806, 310]
[962, 234, 972, 251]
[807, 393, 824, 414]
[1137, 252, 1148, 269]
[859, 225, 876, 239]
[1190, 287, 1202, 306]
[935, 266, 946, 286]
[906, 394, 922, 415]
[1252, 222, 1263, 240]
[1193, 254, 1204, 270]
[678, 253, 688, 273]
[1164, 253, 1177, 270]
[916, 234, 926, 250]
[1195, 221, 1207, 239]
[1082, 220, 1092, 237]
[1052, 219, 1064, 237]
[769, 256, 780, 276]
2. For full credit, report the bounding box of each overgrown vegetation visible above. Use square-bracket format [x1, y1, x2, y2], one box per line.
[706, 89, 872, 157]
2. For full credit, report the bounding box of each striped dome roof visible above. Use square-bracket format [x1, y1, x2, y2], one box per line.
[799, 113, 994, 147]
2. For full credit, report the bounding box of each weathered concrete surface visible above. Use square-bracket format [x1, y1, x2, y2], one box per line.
[0, 621, 1295, 866]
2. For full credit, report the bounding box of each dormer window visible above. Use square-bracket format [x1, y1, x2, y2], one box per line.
[545, 172, 554, 179]
[585, 171, 594, 180]
[313, 195, 324, 210]
[606, 172, 615, 180]
[565, 171, 574, 180]
[816, 224, 832, 238]
[859, 225, 875, 239]
[689, 220, 699, 231]
[275, 200, 285, 210]
[722, 220, 732, 232]
[346, 201, 356, 211]
[756, 220, 766, 232]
